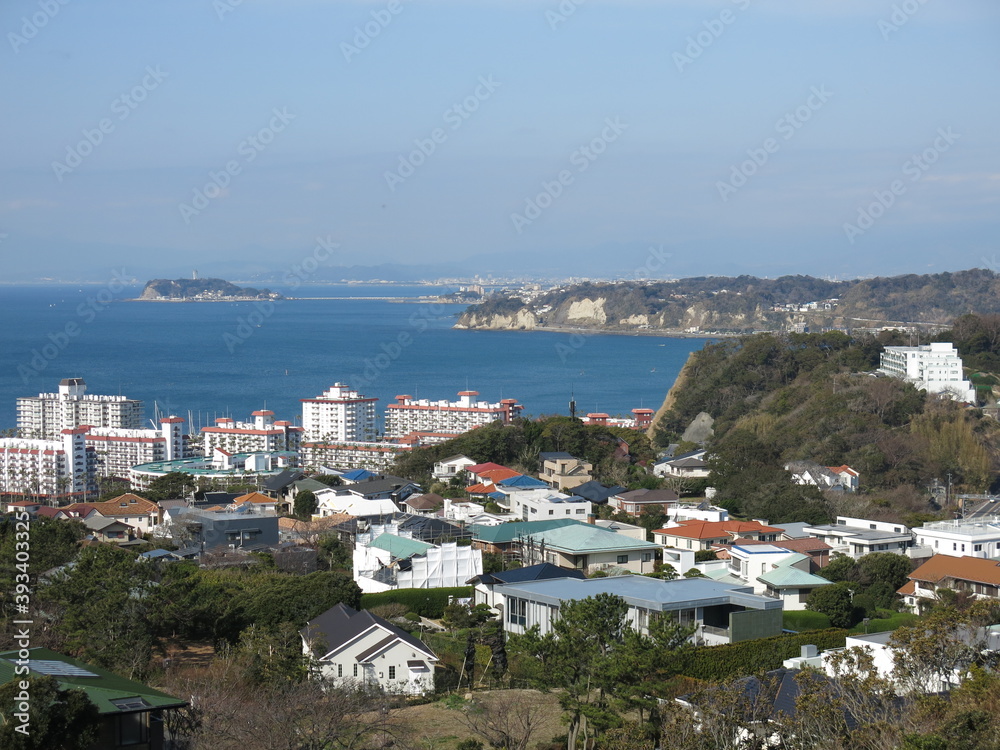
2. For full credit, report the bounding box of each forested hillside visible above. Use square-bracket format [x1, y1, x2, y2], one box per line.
[457, 269, 1000, 334]
[654, 317, 1000, 525]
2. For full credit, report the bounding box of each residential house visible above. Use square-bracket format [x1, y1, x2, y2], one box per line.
[609, 488, 680, 517]
[302, 603, 438, 695]
[163, 507, 279, 552]
[653, 519, 783, 552]
[432, 454, 476, 482]
[519, 523, 663, 574]
[404, 492, 444, 516]
[785, 461, 860, 492]
[59, 493, 162, 536]
[493, 575, 783, 645]
[570, 480, 627, 506]
[653, 449, 709, 479]
[717, 537, 833, 571]
[913, 516, 1000, 559]
[495, 486, 593, 522]
[83, 515, 141, 545]
[712, 545, 832, 611]
[898, 554, 1000, 614]
[469, 518, 583, 556]
[0, 646, 187, 750]
[230, 491, 281, 515]
[539, 452, 594, 491]
[802, 516, 912, 559]
[469, 562, 587, 610]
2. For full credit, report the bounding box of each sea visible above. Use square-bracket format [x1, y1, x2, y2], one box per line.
[0, 283, 710, 434]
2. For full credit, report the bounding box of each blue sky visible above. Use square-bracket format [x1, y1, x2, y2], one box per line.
[2, 0, 998, 281]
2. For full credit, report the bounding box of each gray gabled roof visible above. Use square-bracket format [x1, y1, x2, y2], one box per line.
[300, 603, 436, 661]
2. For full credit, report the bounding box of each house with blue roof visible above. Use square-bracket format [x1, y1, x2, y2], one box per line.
[468, 562, 587, 609]
[493, 575, 783, 645]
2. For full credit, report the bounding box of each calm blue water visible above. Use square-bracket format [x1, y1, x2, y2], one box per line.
[0, 284, 709, 433]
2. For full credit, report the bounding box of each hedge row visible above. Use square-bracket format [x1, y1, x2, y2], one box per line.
[783, 610, 833, 632]
[359, 586, 473, 618]
[670, 628, 849, 682]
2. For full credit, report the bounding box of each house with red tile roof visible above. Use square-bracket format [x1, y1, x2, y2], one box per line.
[899, 554, 1000, 614]
[60, 493, 161, 534]
[652, 519, 783, 551]
[230, 491, 280, 515]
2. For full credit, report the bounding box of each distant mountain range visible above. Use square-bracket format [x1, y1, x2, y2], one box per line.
[455, 269, 1000, 335]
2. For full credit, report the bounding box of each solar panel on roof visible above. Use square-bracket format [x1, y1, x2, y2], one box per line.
[111, 697, 151, 711]
[22, 659, 99, 678]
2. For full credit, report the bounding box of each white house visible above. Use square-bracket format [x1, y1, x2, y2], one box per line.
[497, 487, 592, 522]
[719, 546, 832, 611]
[432, 454, 477, 482]
[785, 461, 859, 492]
[301, 603, 437, 696]
[653, 450, 710, 479]
[801, 517, 912, 559]
[913, 517, 1000, 559]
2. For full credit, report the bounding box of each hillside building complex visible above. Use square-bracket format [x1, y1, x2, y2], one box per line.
[878, 342, 976, 402]
[384, 391, 522, 441]
[17, 378, 144, 440]
[301, 383, 377, 442]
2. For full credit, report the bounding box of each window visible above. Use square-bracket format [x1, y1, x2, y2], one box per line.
[642, 553, 652, 563]
[617, 555, 629, 564]
[975, 544, 983, 552]
[116, 712, 148, 746]
[338, 664, 343, 677]
[353, 663, 358, 677]
[388, 666, 396, 680]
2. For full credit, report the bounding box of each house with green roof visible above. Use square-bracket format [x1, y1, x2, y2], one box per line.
[520, 523, 663, 575]
[0, 647, 187, 749]
[353, 532, 482, 593]
[469, 518, 585, 554]
[708, 545, 831, 611]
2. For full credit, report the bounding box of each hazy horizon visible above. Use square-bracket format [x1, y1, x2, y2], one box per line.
[3, 0, 998, 283]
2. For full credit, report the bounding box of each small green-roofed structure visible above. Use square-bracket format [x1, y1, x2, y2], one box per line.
[757, 554, 831, 589]
[0, 647, 187, 749]
[0, 647, 186, 714]
[369, 533, 434, 559]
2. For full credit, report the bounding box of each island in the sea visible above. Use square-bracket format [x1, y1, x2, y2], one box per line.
[136, 278, 283, 302]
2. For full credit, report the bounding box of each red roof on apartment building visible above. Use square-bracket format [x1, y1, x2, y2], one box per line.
[655, 519, 784, 540]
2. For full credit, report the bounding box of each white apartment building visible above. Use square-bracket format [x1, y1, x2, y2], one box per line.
[0, 427, 97, 499]
[878, 342, 976, 402]
[17, 378, 144, 440]
[384, 391, 522, 440]
[84, 417, 189, 478]
[915, 517, 1000, 559]
[201, 410, 303, 456]
[301, 383, 377, 442]
[300, 440, 411, 473]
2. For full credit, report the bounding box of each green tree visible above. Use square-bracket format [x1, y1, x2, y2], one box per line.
[293, 490, 317, 520]
[145, 471, 195, 502]
[806, 582, 863, 629]
[0, 676, 100, 750]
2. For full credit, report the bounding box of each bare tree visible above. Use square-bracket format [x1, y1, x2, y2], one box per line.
[456, 690, 546, 750]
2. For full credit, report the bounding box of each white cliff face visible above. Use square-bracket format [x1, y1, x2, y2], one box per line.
[454, 309, 537, 330]
[565, 298, 607, 324]
[619, 314, 650, 326]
